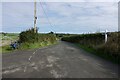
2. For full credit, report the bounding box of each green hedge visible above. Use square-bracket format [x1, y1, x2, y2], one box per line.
[19, 28, 39, 43]
[61, 33, 104, 45]
[19, 28, 57, 43]
[61, 32, 120, 64]
[19, 28, 57, 50]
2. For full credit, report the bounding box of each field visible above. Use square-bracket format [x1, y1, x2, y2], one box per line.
[0, 33, 19, 46]
[0, 33, 19, 53]
[61, 32, 120, 64]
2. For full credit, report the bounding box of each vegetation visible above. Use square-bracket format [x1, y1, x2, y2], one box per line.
[0, 45, 14, 53]
[19, 28, 57, 44]
[1, 28, 57, 53]
[55, 33, 76, 39]
[61, 32, 120, 64]
[0, 33, 19, 53]
[1, 33, 19, 40]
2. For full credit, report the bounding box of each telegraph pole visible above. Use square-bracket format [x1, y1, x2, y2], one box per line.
[34, 0, 37, 33]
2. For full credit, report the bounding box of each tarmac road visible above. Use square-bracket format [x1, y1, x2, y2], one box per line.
[2, 41, 119, 78]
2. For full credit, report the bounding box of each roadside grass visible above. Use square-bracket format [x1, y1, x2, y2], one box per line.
[1, 41, 58, 54]
[0, 33, 19, 53]
[75, 44, 120, 64]
[1, 31, 58, 53]
[0, 45, 14, 53]
[19, 41, 57, 50]
[62, 32, 120, 64]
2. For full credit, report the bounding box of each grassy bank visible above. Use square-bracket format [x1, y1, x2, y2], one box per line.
[0, 45, 13, 53]
[76, 44, 119, 64]
[1, 28, 58, 53]
[1, 41, 57, 54]
[18, 41, 57, 50]
[62, 32, 120, 64]
[0, 33, 19, 53]
[18, 28, 58, 51]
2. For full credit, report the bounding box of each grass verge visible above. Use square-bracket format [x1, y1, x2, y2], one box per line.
[1, 41, 58, 54]
[19, 41, 57, 50]
[75, 44, 120, 64]
[0, 45, 14, 53]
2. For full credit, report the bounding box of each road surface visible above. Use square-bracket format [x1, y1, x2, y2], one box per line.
[2, 41, 119, 78]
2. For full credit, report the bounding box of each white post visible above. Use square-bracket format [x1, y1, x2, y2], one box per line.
[105, 29, 107, 43]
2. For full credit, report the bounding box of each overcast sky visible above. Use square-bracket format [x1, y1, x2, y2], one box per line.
[1, 0, 119, 33]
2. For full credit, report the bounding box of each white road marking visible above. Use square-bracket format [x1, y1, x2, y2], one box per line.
[3, 48, 40, 74]
[24, 66, 27, 72]
[32, 66, 39, 71]
[35, 49, 38, 52]
[30, 62, 35, 67]
[3, 68, 21, 74]
[29, 56, 32, 61]
[33, 52, 36, 54]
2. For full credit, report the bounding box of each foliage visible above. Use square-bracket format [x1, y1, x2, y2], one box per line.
[62, 32, 120, 64]
[48, 31, 54, 34]
[19, 28, 39, 43]
[19, 28, 57, 43]
[18, 27, 57, 50]
[55, 33, 76, 38]
[61, 33, 104, 45]
[97, 32, 119, 57]
[0, 45, 14, 53]
[1, 28, 57, 53]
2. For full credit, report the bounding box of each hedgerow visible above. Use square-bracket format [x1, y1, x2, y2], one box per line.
[19, 28, 57, 43]
[61, 32, 120, 64]
[19, 28, 57, 50]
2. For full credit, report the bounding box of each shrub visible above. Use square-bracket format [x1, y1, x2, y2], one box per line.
[19, 27, 57, 50]
[19, 28, 39, 43]
[61, 33, 104, 45]
[61, 32, 120, 63]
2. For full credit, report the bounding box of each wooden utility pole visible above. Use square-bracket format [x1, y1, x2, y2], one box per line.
[34, 0, 37, 33]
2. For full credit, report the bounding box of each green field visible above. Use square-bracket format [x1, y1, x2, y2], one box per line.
[1, 33, 19, 40]
[0, 33, 19, 53]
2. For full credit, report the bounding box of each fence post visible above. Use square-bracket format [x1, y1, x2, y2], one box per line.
[105, 29, 107, 43]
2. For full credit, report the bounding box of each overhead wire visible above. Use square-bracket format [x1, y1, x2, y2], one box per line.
[38, 2, 55, 28]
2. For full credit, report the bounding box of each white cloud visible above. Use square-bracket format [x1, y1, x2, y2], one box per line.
[43, 2, 118, 30]
[0, 2, 2, 32]
[2, 2, 118, 33]
[1, 0, 120, 2]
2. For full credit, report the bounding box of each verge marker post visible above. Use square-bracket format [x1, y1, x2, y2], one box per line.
[105, 29, 107, 43]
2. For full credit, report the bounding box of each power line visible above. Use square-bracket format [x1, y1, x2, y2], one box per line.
[39, 2, 54, 28]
